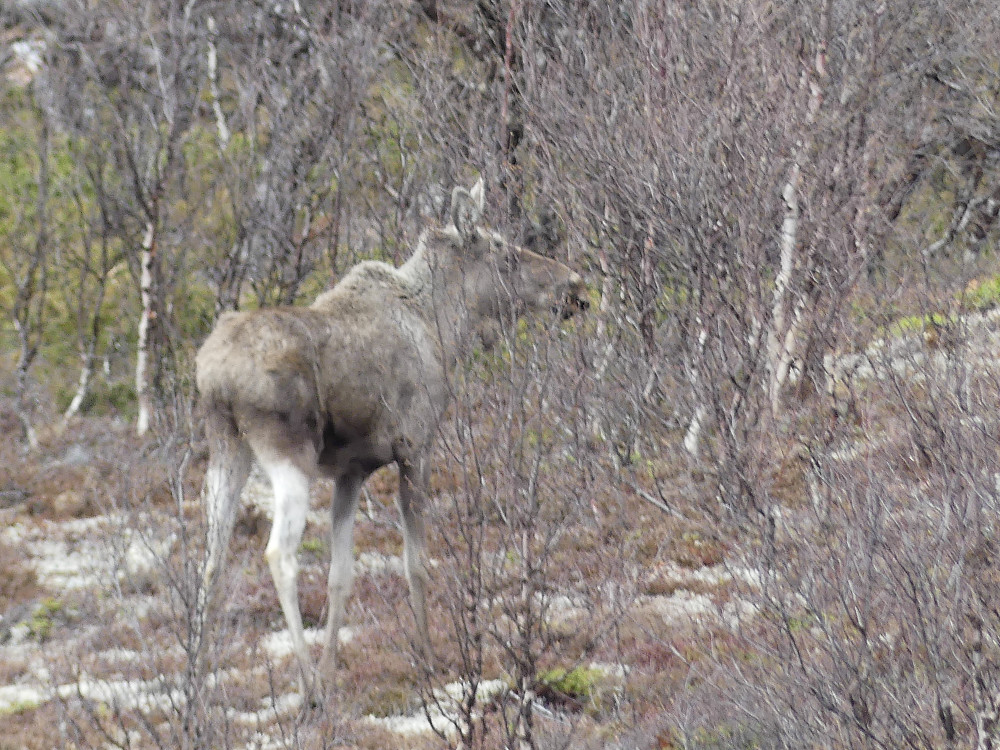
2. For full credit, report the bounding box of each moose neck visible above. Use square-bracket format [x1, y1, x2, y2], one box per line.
[398, 229, 495, 369]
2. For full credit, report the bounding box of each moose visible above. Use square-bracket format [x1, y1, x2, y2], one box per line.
[195, 178, 587, 695]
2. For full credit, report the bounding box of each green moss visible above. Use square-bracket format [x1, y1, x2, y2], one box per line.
[104, 381, 137, 414]
[963, 275, 1000, 312]
[54, 378, 135, 418]
[536, 663, 628, 718]
[537, 665, 607, 703]
[299, 538, 325, 555]
[887, 311, 954, 338]
[173, 281, 216, 341]
[27, 597, 64, 642]
[524, 426, 555, 449]
[0, 698, 42, 717]
[785, 613, 818, 633]
[881, 275, 1000, 342]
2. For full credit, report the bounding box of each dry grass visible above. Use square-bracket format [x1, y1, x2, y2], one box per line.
[0, 536, 39, 615]
[0, 396, 750, 749]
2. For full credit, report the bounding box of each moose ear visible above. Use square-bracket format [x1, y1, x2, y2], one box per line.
[451, 178, 485, 245]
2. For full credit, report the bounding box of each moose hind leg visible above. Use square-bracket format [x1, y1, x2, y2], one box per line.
[260, 458, 313, 693]
[398, 458, 433, 665]
[318, 472, 363, 679]
[199, 415, 252, 627]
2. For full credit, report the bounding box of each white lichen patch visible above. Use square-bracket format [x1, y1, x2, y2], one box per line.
[13, 509, 178, 593]
[0, 674, 184, 717]
[244, 732, 286, 750]
[93, 648, 145, 665]
[49, 514, 119, 536]
[260, 627, 323, 661]
[11, 40, 45, 72]
[635, 591, 716, 625]
[369, 712, 447, 735]
[648, 561, 762, 591]
[338, 625, 358, 645]
[55, 674, 186, 713]
[259, 625, 357, 662]
[123, 532, 177, 580]
[229, 692, 303, 726]
[0, 683, 46, 714]
[29, 537, 107, 590]
[721, 597, 759, 629]
[355, 551, 404, 577]
[7, 39, 46, 85]
[633, 560, 764, 633]
[587, 662, 629, 681]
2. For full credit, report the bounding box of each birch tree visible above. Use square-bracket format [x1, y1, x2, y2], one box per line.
[765, 7, 829, 417]
[0, 96, 51, 449]
[202, 1, 391, 313]
[47, 0, 205, 436]
[60, 151, 125, 424]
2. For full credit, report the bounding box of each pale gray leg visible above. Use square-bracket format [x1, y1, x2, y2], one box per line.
[260, 458, 313, 694]
[198, 415, 252, 642]
[318, 472, 363, 680]
[398, 457, 433, 665]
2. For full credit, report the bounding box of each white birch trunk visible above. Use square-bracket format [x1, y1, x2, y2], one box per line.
[683, 327, 709, 460]
[206, 16, 230, 150]
[766, 43, 826, 416]
[63, 362, 93, 424]
[683, 404, 706, 459]
[135, 222, 155, 436]
[593, 245, 616, 383]
[62, 344, 96, 424]
[767, 162, 801, 415]
[13, 320, 40, 451]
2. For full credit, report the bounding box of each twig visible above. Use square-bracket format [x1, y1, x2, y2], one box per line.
[625, 477, 681, 518]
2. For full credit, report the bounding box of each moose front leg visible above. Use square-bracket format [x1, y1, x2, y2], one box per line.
[398, 456, 433, 668]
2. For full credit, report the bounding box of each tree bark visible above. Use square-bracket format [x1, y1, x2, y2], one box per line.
[62, 340, 97, 424]
[14, 320, 40, 450]
[135, 221, 156, 436]
[767, 159, 803, 416]
[206, 16, 229, 150]
[766, 28, 827, 417]
[12, 114, 50, 449]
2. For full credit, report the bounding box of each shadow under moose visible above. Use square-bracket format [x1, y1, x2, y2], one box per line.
[194, 178, 588, 701]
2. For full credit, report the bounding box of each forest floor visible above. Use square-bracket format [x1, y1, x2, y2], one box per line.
[5, 304, 998, 748]
[0, 409, 752, 750]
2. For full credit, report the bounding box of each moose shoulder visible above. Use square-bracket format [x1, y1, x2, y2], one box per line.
[195, 178, 586, 698]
